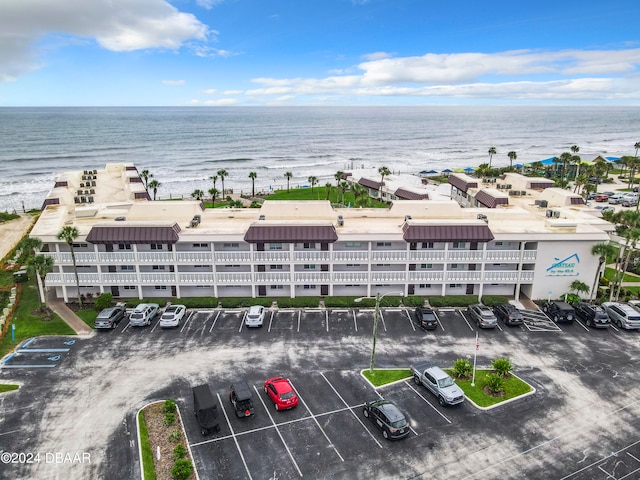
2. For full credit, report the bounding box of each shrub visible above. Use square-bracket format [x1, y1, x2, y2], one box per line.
[125, 298, 169, 308]
[276, 297, 320, 308]
[163, 413, 176, 426]
[220, 297, 272, 308]
[163, 399, 177, 413]
[402, 296, 425, 307]
[173, 444, 187, 460]
[452, 358, 473, 378]
[94, 293, 113, 310]
[427, 295, 478, 308]
[480, 295, 510, 307]
[485, 373, 505, 394]
[492, 358, 512, 377]
[171, 459, 194, 480]
[168, 429, 182, 443]
[179, 297, 218, 308]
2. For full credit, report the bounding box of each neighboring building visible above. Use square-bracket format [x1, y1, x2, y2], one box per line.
[31, 164, 613, 303]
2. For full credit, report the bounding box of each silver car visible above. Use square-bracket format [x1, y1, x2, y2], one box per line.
[467, 304, 498, 329]
[601, 302, 640, 330]
[129, 303, 159, 327]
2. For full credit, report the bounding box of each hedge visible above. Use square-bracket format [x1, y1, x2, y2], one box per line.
[427, 295, 478, 308]
[219, 297, 272, 308]
[276, 297, 320, 308]
[323, 296, 402, 308]
[402, 295, 425, 307]
[480, 295, 510, 307]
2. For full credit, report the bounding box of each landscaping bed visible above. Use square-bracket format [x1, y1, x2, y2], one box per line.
[446, 369, 534, 408]
[138, 400, 195, 480]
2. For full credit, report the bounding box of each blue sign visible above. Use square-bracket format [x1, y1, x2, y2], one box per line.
[546, 253, 580, 277]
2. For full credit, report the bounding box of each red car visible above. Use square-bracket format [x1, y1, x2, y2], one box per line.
[595, 194, 609, 202]
[264, 377, 298, 411]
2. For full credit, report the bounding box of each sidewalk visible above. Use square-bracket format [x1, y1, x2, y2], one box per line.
[46, 289, 94, 337]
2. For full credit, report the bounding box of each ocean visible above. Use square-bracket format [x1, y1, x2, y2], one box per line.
[0, 106, 638, 211]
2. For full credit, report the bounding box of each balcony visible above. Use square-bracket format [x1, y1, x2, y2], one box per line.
[408, 271, 445, 282]
[333, 272, 368, 283]
[178, 273, 215, 283]
[409, 250, 446, 261]
[371, 251, 407, 262]
[293, 251, 331, 262]
[447, 250, 484, 261]
[138, 252, 175, 263]
[255, 272, 291, 283]
[214, 251, 252, 263]
[216, 273, 253, 284]
[371, 272, 406, 282]
[176, 251, 215, 263]
[294, 272, 331, 283]
[333, 251, 369, 262]
[253, 251, 290, 262]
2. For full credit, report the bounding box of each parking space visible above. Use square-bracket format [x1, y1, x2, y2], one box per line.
[561, 439, 640, 480]
[299, 309, 327, 333]
[268, 310, 299, 333]
[327, 309, 357, 334]
[0, 337, 76, 369]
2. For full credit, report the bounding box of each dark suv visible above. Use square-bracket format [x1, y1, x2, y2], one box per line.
[229, 380, 255, 418]
[362, 399, 410, 440]
[414, 306, 438, 330]
[542, 301, 575, 323]
[493, 303, 524, 326]
[573, 302, 610, 328]
[94, 305, 126, 329]
[467, 304, 498, 329]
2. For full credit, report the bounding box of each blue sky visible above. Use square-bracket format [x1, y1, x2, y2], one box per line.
[1, 0, 639, 106]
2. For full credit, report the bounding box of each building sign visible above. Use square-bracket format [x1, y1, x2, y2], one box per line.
[546, 253, 580, 277]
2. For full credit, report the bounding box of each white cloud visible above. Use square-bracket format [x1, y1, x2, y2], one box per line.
[244, 48, 640, 101]
[162, 79, 185, 86]
[191, 45, 237, 58]
[200, 88, 219, 94]
[0, 0, 209, 81]
[196, 0, 224, 9]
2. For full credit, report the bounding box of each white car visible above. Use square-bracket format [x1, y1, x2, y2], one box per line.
[160, 304, 186, 328]
[245, 305, 266, 328]
[129, 303, 159, 327]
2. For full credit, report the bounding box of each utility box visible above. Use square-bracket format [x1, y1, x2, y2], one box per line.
[13, 269, 28, 283]
[192, 384, 220, 436]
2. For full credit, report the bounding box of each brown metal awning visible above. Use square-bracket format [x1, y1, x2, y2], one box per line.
[402, 223, 494, 242]
[244, 224, 338, 243]
[394, 188, 429, 200]
[448, 174, 478, 193]
[474, 190, 509, 208]
[86, 223, 181, 244]
[358, 178, 382, 189]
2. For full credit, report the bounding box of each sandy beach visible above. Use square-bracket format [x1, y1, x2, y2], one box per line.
[0, 214, 36, 262]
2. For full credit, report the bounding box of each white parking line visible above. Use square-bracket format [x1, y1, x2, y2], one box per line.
[215, 393, 254, 480]
[496, 323, 503, 332]
[209, 310, 221, 333]
[289, 381, 344, 462]
[434, 310, 444, 331]
[352, 310, 358, 332]
[253, 385, 303, 477]
[575, 319, 590, 332]
[404, 381, 452, 424]
[239, 312, 246, 333]
[459, 310, 474, 331]
[404, 309, 416, 332]
[267, 311, 275, 332]
[379, 311, 387, 331]
[609, 323, 620, 332]
[297, 310, 301, 332]
[319, 372, 383, 449]
[326, 309, 329, 332]
[121, 321, 131, 333]
[559, 437, 640, 480]
[150, 318, 161, 333]
[180, 314, 192, 333]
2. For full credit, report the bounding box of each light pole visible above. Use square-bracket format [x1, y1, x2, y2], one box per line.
[355, 291, 403, 373]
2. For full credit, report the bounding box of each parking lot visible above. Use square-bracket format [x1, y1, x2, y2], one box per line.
[1, 306, 639, 479]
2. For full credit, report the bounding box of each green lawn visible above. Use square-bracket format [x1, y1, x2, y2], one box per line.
[604, 268, 640, 283]
[0, 280, 76, 359]
[0, 269, 16, 288]
[0, 384, 19, 394]
[266, 186, 388, 208]
[76, 308, 98, 329]
[138, 410, 157, 480]
[362, 369, 412, 386]
[445, 369, 533, 407]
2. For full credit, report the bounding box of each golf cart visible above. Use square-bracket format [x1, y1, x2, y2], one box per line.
[192, 384, 220, 436]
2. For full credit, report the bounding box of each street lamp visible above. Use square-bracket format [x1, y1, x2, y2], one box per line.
[355, 291, 403, 373]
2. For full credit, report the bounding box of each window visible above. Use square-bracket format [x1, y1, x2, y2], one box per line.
[346, 264, 361, 267]
[422, 242, 434, 249]
[452, 242, 466, 249]
[193, 265, 208, 269]
[192, 243, 209, 248]
[120, 265, 134, 271]
[419, 284, 432, 288]
[195, 285, 212, 289]
[72, 243, 88, 248]
[223, 243, 239, 248]
[303, 242, 316, 249]
[152, 265, 166, 270]
[376, 264, 391, 267]
[269, 265, 283, 270]
[449, 283, 462, 288]
[224, 265, 240, 269]
[150, 244, 163, 250]
[450, 263, 459, 269]
[345, 242, 361, 248]
[420, 264, 433, 269]
[303, 264, 316, 270]
[270, 285, 284, 290]
[154, 285, 167, 290]
[303, 285, 316, 290]
[118, 243, 132, 250]
[269, 243, 283, 250]
[376, 242, 392, 247]
[123, 285, 136, 290]
[495, 241, 504, 246]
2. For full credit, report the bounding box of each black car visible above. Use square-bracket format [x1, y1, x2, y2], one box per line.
[542, 301, 576, 323]
[493, 303, 524, 326]
[362, 399, 410, 440]
[573, 302, 610, 328]
[229, 380, 255, 418]
[414, 306, 438, 330]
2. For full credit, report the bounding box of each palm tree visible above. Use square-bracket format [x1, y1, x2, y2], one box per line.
[507, 151, 517, 169]
[488, 147, 496, 168]
[351, 183, 370, 207]
[634, 141, 640, 158]
[475, 163, 490, 179]
[325, 182, 333, 200]
[18, 236, 43, 260]
[378, 166, 390, 185]
[571, 145, 580, 155]
[208, 188, 219, 207]
[570, 279, 590, 299]
[552, 157, 561, 177]
[148, 179, 161, 200]
[28, 254, 54, 308]
[191, 189, 204, 200]
[57, 225, 82, 307]
[334, 171, 344, 185]
[559, 152, 572, 179]
[608, 210, 640, 301]
[217, 169, 228, 195]
[284, 171, 293, 193]
[210, 175, 218, 190]
[590, 242, 616, 302]
[530, 161, 544, 176]
[248, 171, 257, 197]
[140, 169, 152, 190]
[339, 180, 349, 205]
[624, 155, 640, 190]
[308, 176, 318, 199]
